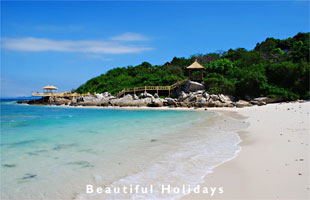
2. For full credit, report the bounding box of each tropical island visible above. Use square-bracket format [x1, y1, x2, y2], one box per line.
[2, 1, 310, 199]
[21, 32, 309, 108]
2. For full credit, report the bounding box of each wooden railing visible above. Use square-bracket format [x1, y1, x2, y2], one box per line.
[117, 79, 188, 97]
[32, 92, 94, 97]
[32, 79, 188, 98]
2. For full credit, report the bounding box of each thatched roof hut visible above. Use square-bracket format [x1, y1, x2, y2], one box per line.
[43, 85, 58, 93]
[43, 85, 58, 90]
[186, 60, 205, 69]
[186, 60, 205, 81]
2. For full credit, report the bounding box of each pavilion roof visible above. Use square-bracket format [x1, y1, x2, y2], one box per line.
[186, 60, 205, 69]
[43, 85, 58, 90]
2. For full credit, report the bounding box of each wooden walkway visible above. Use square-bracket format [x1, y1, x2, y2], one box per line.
[32, 79, 188, 98]
[32, 92, 94, 97]
[117, 79, 188, 97]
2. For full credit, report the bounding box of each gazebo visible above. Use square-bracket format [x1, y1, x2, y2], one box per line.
[186, 59, 205, 81]
[43, 85, 58, 93]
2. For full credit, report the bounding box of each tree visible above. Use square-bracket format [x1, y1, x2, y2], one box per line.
[205, 58, 234, 75]
[75, 32, 310, 100]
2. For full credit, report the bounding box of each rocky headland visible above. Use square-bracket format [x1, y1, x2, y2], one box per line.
[19, 81, 288, 108]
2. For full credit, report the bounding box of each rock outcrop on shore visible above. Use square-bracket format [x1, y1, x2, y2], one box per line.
[19, 81, 287, 108]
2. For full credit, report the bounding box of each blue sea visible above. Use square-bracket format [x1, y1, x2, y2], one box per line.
[0, 100, 246, 200]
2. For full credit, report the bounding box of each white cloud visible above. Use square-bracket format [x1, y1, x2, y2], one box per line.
[1, 37, 153, 54]
[84, 54, 113, 61]
[110, 32, 149, 41]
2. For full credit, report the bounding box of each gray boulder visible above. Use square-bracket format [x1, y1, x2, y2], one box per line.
[200, 97, 207, 103]
[234, 100, 252, 108]
[148, 98, 163, 107]
[244, 95, 251, 101]
[81, 95, 97, 102]
[213, 101, 234, 107]
[164, 98, 177, 106]
[195, 90, 205, 94]
[154, 93, 159, 98]
[71, 97, 77, 104]
[178, 91, 188, 102]
[250, 100, 266, 106]
[95, 93, 111, 99]
[253, 97, 283, 104]
[80, 93, 115, 105]
[133, 94, 139, 100]
[102, 92, 111, 97]
[198, 97, 208, 107]
[123, 94, 133, 100]
[139, 92, 154, 99]
[77, 96, 84, 102]
[178, 102, 191, 108]
[52, 97, 71, 105]
[213, 101, 224, 107]
[110, 94, 135, 106]
[253, 97, 268, 102]
[218, 94, 232, 103]
[203, 92, 210, 100]
[210, 94, 219, 101]
[184, 81, 205, 92]
[142, 97, 153, 105]
[192, 91, 203, 98]
[188, 93, 197, 102]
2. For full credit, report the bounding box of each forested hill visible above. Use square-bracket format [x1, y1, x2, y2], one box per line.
[75, 32, 310, 100]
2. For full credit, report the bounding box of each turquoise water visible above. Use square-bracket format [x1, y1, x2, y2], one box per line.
[0, 101, 245, 200]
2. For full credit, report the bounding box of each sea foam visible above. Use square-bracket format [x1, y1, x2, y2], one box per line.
[76, 113, 247, 200]
[1, 102, 248, 200]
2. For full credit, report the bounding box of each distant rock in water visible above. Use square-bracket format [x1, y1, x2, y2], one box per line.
[22, 173, 37, 180]
[2, 164, 16, 168]
[66, 161, 94, 168]
[9, 139, 37, 147]
[52, 143, 78, 151]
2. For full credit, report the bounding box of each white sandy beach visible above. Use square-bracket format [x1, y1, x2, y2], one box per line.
[183, 101, 310, 200]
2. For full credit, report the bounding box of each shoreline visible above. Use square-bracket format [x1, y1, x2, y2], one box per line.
[15, 100, 308, 112]
[16, 102, 210, 111]
[182, 101, 310, 200]
[5, 101, 310, 199]
[1, 101, 247, 200]
[75, 107, 249, 200]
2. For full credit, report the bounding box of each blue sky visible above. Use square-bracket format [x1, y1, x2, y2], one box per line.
[1, 1, 309, 97]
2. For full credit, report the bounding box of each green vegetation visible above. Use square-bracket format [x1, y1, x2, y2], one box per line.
[76, 33, 310, 100]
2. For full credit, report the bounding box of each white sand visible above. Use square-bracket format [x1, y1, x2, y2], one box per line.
[183, 102, 310, 200]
